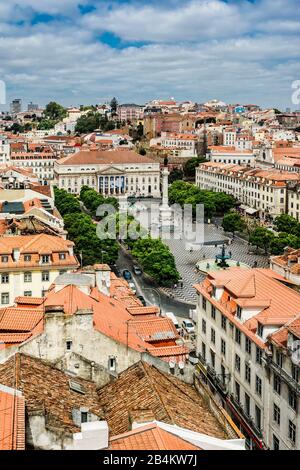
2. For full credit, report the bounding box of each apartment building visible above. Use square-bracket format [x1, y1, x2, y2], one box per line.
[10, 143, 58, 184]
[194, 267, 300, 449]
[54, 149, 161, 197]
[0, 136, 10, 164]
[196, 161, 300, 219]
[207, 146, 255, 166]
[117, 104, 144, 122]
[223, 129, 237, 147]
[0, 233, 78, 304]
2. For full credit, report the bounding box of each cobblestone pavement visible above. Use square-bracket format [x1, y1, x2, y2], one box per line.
[162, 224, 269, 304]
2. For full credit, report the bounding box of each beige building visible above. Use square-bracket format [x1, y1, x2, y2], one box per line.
[0, 233, 78, 304]
[54, 149, 161, 197]
[194, 267, 300, 450]
[196, 161, 300, 220]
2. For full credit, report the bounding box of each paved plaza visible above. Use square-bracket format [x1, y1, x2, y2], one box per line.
[162, 223, 269, 304]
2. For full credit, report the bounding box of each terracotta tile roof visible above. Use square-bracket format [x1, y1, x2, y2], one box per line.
[0, 386, 25, 450]
[57, 149, 156, 166]
[15, 296, 45, 306]
[195, 268, 300, 346]
[0, 332, 32, 345]
[127, 306, 160, 316]
[0, 354, 103, 434]
[132, 318, 178, 342]
[109, 423, 200, 450]
[0, 307, 43, 332]
[0, 233, 78, 270]
[97, 361, 227, 439]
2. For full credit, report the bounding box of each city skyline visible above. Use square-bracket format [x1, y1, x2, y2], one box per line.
[0, 0, 299, 109]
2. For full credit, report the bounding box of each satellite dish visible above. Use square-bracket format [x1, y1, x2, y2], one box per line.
[169, 360, 175, 369]
[178, 361, 185, 370]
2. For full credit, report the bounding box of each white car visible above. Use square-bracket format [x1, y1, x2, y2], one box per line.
[182, 320, 195, 335]
[128, 282, 137, 294]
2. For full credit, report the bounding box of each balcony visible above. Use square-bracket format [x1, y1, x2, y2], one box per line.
[229, 394, 263, 439]
[264, 356, 300, 395]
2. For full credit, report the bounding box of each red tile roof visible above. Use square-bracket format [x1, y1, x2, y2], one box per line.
[0, 387, 25, 450]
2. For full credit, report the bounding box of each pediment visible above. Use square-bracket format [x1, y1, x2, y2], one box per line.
[97, 166, 124, 176]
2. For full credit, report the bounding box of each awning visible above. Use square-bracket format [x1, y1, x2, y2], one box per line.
[245, 207, 259, 215]
[239, 205, 247, 211]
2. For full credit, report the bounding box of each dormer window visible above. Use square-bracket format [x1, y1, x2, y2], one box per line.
[41, 255, 50, 264]
[59, 253, 66, 260]
[24, 254, 31, 262]
[257, 323, 264, 338]
[1, 256, 8, 263]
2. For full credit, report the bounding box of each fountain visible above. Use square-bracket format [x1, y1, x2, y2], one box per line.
[196, 243, 250, 274]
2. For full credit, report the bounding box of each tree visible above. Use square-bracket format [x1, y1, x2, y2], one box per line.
[38, 119, 56, 130]
[110, 97, 118, 114]
[222, 212, 245, 237]
[169, 168, 183, 183]
[274, 214, 299, 234]
[184, 157, 207, 178]
[139, 147, 146, 156]
[249, 227, 274, 254]
[44, 101, 67, 121]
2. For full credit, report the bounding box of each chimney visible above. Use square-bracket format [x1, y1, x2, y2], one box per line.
[73, 421, 109, 450]
[95, 265, 111, 296]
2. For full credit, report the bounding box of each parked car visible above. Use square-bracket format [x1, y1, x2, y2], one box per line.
[133, 265, 142, 275]
[137, 295, 146, 306]
[128, 282, 137, 294]
[182, 319, 195, 335]
[122, 269, 132, 280]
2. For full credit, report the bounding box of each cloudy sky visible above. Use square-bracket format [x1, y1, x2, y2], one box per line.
[0, 0, 300, 109]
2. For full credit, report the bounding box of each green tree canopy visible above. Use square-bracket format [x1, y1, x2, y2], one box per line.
[44, 101, 67, 121]
[222, 212, 245, 237]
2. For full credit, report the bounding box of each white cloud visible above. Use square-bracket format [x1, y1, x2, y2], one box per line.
[0, 0, 299, 109]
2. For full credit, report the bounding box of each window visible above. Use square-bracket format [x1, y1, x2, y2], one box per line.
[1, 293, 9, 305]
[221, 315, 227, 331]
[257, 323, 264, 338]
[109, 356, 116, 371]
[235, 354, 241, 372]
[201, 342, 206, 361]
[236, 306, 242, 319]
[24, 291, 32, 297]
[273, 435, 280, 451]
[24, 272, 32, 283]
[292, 364, 299, 382]
[211, 305, 216, 320]
[221, 338, 226, 356]
[202, 319, 206, 334]
[276, 351, 283, 368]
[273, 404, 280, 425]
[289, 420, 296, 445]
[202, 297, 207, 310]
[256, 347, 262, 365]
[24, 254, 31, 262]
[235, 328, 241, 345]
[255, 406, 261, 430]
[66, 340, 72, 351]
[274, 374, 281, 395]
[235, 381, 240, 402]
[81, 411, 88, 423]
[245, 393, 250, 416]
[41, 255, 50, 264]
[42, 271, 50, 282]
[211, 328, 215, 344]
[210, 349, 215, 368]
[245, 337, 252, 355]
[289, 389, 297, 411]
[245, 364, 251, 384]
[59, 253, 66, 260]
[255, 375, 262, 396]
[1, 273, 9, 284]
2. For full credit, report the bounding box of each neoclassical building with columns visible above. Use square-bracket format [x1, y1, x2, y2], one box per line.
[54, 149, 161, 197]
